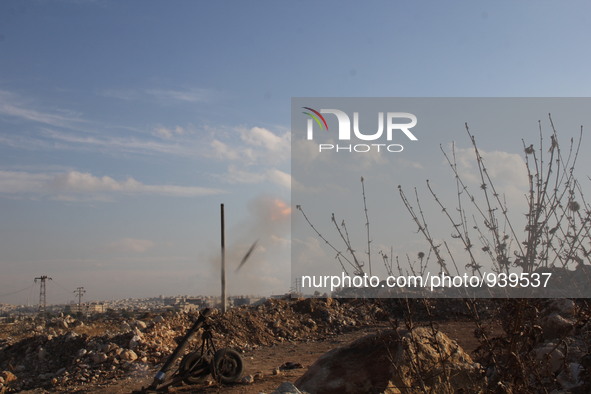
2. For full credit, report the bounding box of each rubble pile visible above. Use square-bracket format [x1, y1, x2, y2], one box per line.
[211, 298, 388, 349]
[527, 299, 591, 392]
[3, 297, 590, 392]
[294, 327, 484, 393]
[0, 298, 385, 392]
[475, 298, 591, 393]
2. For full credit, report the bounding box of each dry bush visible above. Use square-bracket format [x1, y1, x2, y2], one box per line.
[398, 115, 591, 392]
[298, 115, 591, 392]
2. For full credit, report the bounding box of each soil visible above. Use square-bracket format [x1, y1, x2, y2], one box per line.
[61, 320, 497, 394]
[3, 298, 505, 393]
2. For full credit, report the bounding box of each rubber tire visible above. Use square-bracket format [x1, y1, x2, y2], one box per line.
[212, 348, 244, 384]
[179, 351, 211, 384]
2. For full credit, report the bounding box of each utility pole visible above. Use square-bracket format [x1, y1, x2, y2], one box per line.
[34, 275, 52, 315]
[74, 287, 86, 315]
[220, 203, 226, 314]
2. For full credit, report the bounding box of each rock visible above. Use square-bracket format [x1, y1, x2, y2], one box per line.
[57, 319, 69, 329]
[241, 374, 255, 384]
[0, 298, 407, 392]
[557, 362, 584, 390]
[64, 331, 78, 341]
[544, 299, 576, 318]
[254, 371, 264, 381]
[92, 352, 108, 364]
[272, 368, 281, 375]
[132, 327, 143, 337]
[304, 319, 317, 329]
[534, 345, 565, 374]
[272, 382, 307, 394]
[280, 362, 303, 370]
[0, 371, 17, 384]
[539, 313, 575, 340]
[120, 349, 138, 362]
[129, 335, 142, 349]
[295, 328, 483, 394]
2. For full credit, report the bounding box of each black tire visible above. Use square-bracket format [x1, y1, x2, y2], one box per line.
[179, 351, 211, 384]
[212, 348, 243, 384]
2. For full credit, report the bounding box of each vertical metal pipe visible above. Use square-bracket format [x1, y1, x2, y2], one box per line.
[221, 203, 226, 314]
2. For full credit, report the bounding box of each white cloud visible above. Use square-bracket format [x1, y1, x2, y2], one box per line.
[207, 126, 290, 165]
[0, 170, 224, 199]
[267, 169, 291, 189]
[222, 166, 291, 189]
[41, 129, 195, 157]
[239, 127, 289, 152]
[108, 238, 155, 253]
[101, 87, 218, 104]
[7, 124, 286, 163]
[453, 145, 528, 205]
[144, 88, 214, 103]
[397, 158, 424, 169]
[0, 89, 84, 129]
[206, 126, 291, 189]
[0, 171, 52, 193]
[210, 139, 241, 161]
[225, 165, 266, 184]
[153, 125, 185, 139]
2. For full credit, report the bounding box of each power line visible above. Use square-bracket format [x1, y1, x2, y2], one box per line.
[0, 284, 34, 298]
[52, 279, 74, 294]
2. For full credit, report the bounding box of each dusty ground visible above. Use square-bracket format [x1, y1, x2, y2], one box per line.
[3, 299, 505, 393]
[63, 320, 493, 394]
[6, 299, 590, 393]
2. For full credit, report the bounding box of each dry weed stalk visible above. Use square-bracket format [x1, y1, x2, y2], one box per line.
[397, 115, 591, 391]
[297, 115, 591, 391]
[296, 176, 376, 278]
[400, 115, 590, 279]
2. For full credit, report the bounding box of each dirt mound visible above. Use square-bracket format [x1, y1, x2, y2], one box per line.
[294, 327, 483, 393]
[211, 298, 387, 349]
[0, 298, 385, 392]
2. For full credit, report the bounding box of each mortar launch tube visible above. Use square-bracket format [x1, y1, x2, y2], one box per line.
[147, 308, 212, 389]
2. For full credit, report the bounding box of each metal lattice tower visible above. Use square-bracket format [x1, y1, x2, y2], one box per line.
[74, 287, 86, 313]
[34, 275, 52, 314]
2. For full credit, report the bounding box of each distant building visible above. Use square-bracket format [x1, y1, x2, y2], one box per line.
[162, 296, 210, 312]
[232, 296, 251, 307]
[87, 302, 106, 313]
[270, 294, 290, 300]
[64, 302, 106, 315]
[164, 297, 186, 306]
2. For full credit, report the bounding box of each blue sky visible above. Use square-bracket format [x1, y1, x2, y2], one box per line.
[1, 1, 591, 304]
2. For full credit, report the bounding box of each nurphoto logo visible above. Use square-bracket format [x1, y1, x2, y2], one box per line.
[302, 106, 418, 153]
